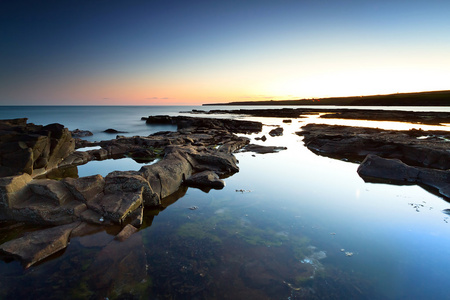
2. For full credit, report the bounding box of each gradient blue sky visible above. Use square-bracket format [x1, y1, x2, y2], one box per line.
[1, 0, 449, 105]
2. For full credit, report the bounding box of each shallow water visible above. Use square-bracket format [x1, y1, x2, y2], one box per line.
[1, 106, 450, 299]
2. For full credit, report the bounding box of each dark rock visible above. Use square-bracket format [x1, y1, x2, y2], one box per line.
[89, 189, 144, 223]
[71, 129, 93, 138]
[105, 171, 159, 207]
[63, 175, 105, 203]
[28, 179, 74, 205]
[140, 149, 193, 199]
[0, 119, 75, 177]
[298, 124, 450, 169]
[103, 128, 127, 134]
[357, 154, 450, 199]
[146, 115, 262, 134]
[282, 119, 292, 123]
[269, 127, 283, 137]
[0, 222, 79, 268]
[185, 171, 225, 190]
[242, 144, 287, 154]
[255, 135, 267, 142]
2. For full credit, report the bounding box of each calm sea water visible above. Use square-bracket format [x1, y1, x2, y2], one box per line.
[1, 106, 450, 299]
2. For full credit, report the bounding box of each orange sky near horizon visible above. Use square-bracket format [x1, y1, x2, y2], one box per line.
[1, 1, 449, 105]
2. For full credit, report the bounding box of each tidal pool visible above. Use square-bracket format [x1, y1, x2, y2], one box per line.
[1, 117, 450, 299]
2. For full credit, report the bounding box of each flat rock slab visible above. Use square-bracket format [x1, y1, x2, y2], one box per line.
[89, 189, 143, 223]
[0, 222, 79, 268]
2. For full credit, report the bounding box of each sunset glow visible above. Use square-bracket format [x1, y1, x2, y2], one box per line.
[1, 0, 449, 105]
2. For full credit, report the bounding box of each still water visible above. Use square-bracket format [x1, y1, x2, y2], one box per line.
[0, 106, 450, 299]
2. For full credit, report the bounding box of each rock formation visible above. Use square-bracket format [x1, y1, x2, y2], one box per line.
[0, 116, 262, 267]
[0, 118, 74, 177]
[298, 124, 450, 199]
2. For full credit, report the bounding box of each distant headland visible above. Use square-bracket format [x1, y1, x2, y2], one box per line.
[204, 90, 450, 106]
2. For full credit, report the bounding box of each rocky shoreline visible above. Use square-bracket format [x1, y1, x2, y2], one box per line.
[191, 108, 450, 125]
[297, 124, 450, 199]
[0, 116, 276, 268]
[1, 111, 450, 269]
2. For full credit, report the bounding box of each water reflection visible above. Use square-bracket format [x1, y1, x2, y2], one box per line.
[2, 116, 450, 299]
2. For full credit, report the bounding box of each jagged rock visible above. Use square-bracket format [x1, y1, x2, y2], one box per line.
[357, 154, 450, 198]
[185, 171, 225, 190]
[269, 127, 283, 136]
[0, 119, 75, 177]
[115, 224, 138, 241]
[0, 222, 79, 268]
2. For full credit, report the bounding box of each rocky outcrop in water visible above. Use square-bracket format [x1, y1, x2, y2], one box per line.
[298, 124, 450, 199]
[0, 116, 262, 267]
[357, 154, 450, 199]
[192, 108, 450, 125]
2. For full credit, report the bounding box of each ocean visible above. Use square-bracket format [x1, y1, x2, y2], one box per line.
[1, 105, 450, 299]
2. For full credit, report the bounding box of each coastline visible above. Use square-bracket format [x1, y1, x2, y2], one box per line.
[1, 107, 450, 299]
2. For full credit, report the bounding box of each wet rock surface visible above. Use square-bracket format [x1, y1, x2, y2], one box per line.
[298, 124, 450, 169]
[298, 124, 450, 199]
[0, 115, 262, 267]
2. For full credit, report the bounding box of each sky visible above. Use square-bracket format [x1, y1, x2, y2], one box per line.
[1, 0, 449, 105]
